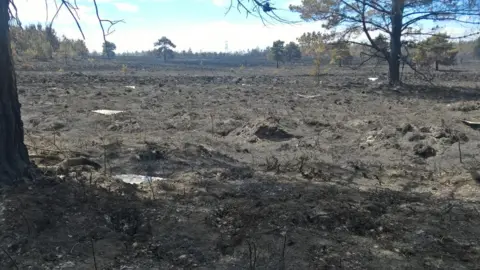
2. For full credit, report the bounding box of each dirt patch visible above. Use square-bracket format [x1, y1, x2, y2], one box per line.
[233, 117, 298, 142]
[3, 61, 480, 269]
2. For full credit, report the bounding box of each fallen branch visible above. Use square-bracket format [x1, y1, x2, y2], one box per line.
[296, 94, 322, 99]
[39, 157, 101, 175]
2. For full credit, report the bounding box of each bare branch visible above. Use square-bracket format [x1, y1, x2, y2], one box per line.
[45, 0, 48, 25]
[8, 0, 21, 27]
[92, 0, 124, 43]
[49, 1, 64, 27]
[61, 0, 85, 39]
[227, 0, 299, 26]
[404, 31, 480, 39]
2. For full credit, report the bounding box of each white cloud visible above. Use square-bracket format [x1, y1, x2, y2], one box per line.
[114, 2, 139, 12]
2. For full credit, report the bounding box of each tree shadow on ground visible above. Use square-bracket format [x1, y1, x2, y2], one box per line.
[378, 83, 480, 103]
[1, 143, 480, 269]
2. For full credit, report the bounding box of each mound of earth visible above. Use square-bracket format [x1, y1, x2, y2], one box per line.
[231, 117, 297, 142]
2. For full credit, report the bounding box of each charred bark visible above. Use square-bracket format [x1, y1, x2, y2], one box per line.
[389, 0, 404, 85]
[0, 0, 31, 184]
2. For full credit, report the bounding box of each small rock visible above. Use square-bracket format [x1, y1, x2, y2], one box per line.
[254, 125, 294, 141]
[51, 121, 66, 131]
[232, 77, 242, 84]
[407, 132, 426, 142]
[432, 129, 448, 139]
[455, 132, 469, 142]
[398, 123, 414, 134]
[413, 143, 436, 158]
[43, 253, 57, 262]
[107, 123, 122, 131]
[419, 126, 431, 133]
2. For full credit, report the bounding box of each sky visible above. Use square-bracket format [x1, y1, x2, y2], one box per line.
[10, 0, 478, 53]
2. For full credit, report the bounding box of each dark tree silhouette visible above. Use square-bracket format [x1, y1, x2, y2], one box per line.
[102, 41, 116, 59]
[154, 36, 176, 62]
[0, 1, 30, 184]
[268, 40, 285, 68]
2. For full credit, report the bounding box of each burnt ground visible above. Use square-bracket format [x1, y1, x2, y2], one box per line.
[2, 59, 480, 269]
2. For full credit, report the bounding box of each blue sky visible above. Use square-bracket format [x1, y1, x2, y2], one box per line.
[12, 0, 474, 53]
[13, 0, 328, 52]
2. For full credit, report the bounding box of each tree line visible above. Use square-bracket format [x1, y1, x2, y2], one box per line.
[12, 24, 479, 74]
[9, 21, 479, 72]
[10, 23, 88, 63]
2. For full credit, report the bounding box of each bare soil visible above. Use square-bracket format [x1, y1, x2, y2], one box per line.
[2, 60, 480, 269]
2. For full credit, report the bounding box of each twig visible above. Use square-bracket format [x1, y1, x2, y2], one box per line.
[0, 247, 19, 270]
[100, 136, 108, 176]
[279, 231, 287, 270]
[458, 140, 463, 164]
[145, 164, 156, 200]
[247, 240, 258, 270]
[92, 0, 124, 43]
[210, 111, 215, 135]
[70, 242, 80, 254]
[91, 238, 98, 270]
[226, 0, 297, 26]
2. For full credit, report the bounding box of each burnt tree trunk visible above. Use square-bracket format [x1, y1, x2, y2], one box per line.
[389, 0, 404, 85]
[0, 0, 31, 184]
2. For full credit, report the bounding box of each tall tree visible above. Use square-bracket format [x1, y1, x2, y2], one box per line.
[284, 41, 302, 63]
[269, 40, 285, 68]
[0, 0, 30, 184]
[72, 39, 89, 58]
[329, 41, 351, 67]
[473, 37, 480, 59]
[290, 0, 480, 85]
[413, 33, 458, 71]
[102, 41, 116, 59]
[298, 32, 329, 85]
[45, 25, 60, 51]
[58, 38, 74, 64]
[154, 36, 176, 62]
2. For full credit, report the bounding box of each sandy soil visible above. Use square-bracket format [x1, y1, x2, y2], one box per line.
[1, 60, 480, 269]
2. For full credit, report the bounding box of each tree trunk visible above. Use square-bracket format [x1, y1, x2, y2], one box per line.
[276, 61, 279, 68]
[389, 0, 404, 85]
[163, 52, 167, 62]
[0, 0, 30, 184]
[435, 61, 439, 71]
